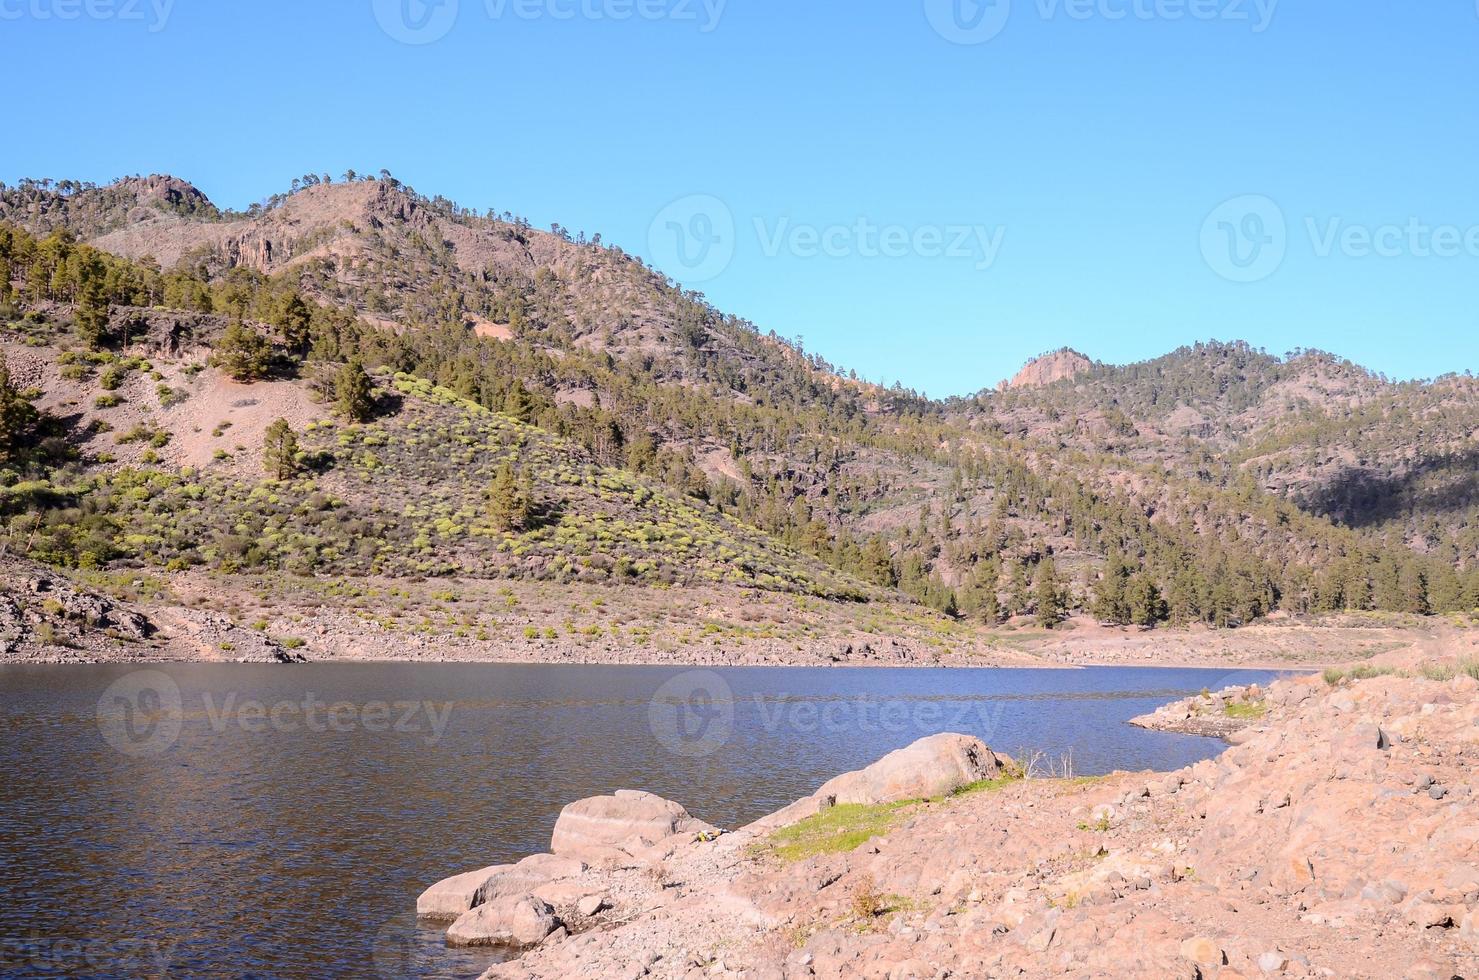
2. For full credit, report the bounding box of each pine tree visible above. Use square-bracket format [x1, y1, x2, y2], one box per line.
[1091, 555, 1132, 624]
[1127, 573, 1167, 627]
[859, 535, 895, 587]
[74, 276, 111, 348]
[487, 462, 532, 532]
[1034, 558, 1068, 628]
[214, 322, 273, 381]
[263, 418, 299, 481]
[502, 382, 535, 422]
[279, 292, 312, 356]
[334, 358, 375, 421]
[0, 353, 39, 462]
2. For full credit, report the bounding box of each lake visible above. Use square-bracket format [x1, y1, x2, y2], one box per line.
[0, 663, 1287, 978]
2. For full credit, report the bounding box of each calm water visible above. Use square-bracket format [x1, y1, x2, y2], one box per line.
[0, 663, 1287, 979]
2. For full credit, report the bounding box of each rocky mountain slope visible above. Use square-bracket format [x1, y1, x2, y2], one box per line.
[2, 173, 1476, 644]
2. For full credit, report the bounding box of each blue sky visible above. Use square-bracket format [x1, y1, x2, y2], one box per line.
[3, 0, 1477, 395]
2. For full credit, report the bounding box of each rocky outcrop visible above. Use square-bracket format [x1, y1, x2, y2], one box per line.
[445, 895, 560, 949]
[813, 733, 1010, 805]
[1129, 682, 1270, 737]
[1000, 348, 1093, 390]
[549, 790, 717, 858]
[416, 864, 511, 921]
[0, 565, 156, 658]
[424, 669, 1477, 979]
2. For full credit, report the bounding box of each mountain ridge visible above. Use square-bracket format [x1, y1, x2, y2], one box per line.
[2, 172, 1477, 640]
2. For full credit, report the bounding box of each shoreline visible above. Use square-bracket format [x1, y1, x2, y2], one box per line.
[412, 645, 1479, 979]
[0, 650, 1327, 672]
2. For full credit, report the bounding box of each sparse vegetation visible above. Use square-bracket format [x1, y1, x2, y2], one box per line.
[765, 801, 917, 862]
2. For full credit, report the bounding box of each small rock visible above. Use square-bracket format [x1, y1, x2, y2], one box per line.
[1258, 951, 1288, 973]
[577, 893, 608, 917]
[1179, 936, 1224, 968]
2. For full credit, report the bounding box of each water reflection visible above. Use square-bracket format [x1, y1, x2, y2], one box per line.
[0, 663, 1289, 978]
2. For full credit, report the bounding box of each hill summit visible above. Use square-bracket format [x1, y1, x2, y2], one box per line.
[1000, 348, 1093, 390]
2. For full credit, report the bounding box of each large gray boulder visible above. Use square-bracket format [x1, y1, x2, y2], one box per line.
[445, 894, 560, 948]
[550, 790, 716, 856]
[814, 733, 1008, 805]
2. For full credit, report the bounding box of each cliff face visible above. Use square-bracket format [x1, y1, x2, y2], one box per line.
[1001, 348, 1093, 390]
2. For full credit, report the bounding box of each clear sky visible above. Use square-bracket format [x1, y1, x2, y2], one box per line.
[3, 0, 1476, 395]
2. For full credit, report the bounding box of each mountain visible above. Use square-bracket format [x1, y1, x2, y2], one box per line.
[999, 349, 1093, 390]
[2, 172, 1477, 647]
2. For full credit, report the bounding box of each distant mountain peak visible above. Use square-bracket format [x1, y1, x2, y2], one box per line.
[1002, 348, 1093, 390]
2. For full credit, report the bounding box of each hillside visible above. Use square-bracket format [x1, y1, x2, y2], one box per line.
[1, 172, 1477, 661]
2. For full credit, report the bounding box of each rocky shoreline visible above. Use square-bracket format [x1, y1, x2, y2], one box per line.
[413, 652, 1479, 979]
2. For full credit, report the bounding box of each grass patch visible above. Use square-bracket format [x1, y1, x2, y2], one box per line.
[949, 772, 1023, 798]
[1223, 701, 1267, 720]
[766, 801, 917, 862]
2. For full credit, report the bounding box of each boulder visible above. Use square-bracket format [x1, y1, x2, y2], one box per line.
[472, 854, 587, 907]
[416, 864, 511, 920]
[445, 894, 560, 948]
[813, 734, 1009, 805]
[550, 790, 716, 855]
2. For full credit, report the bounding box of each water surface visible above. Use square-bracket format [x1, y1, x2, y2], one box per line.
[0, 663, 1287, 978]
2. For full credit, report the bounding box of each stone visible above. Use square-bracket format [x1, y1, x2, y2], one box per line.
[1179, 936, 1224, 967]
[416, 863, 511, 920]
[446, 894, 560, 948]
[550, 790, 716, 855]
[577, 893, 608, 916]
[472, 855, 587, 908]
[812, 733, 1009, 805]
[1258, 951, 1288, 973]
